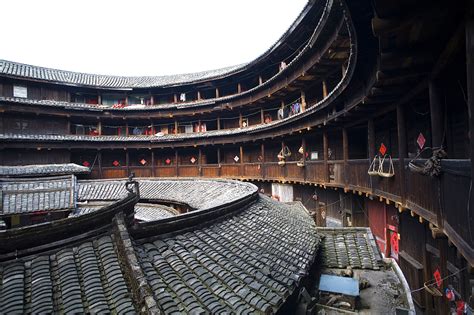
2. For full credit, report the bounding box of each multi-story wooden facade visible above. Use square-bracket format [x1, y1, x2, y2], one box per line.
[1, 0, 473, 312]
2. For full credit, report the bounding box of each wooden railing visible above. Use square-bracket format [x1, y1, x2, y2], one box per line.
[93, 159, 472, 261]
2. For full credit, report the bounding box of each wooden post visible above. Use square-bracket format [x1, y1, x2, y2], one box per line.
[467, 17, 474, 241]
[422, 242, 434, 313]
[323, 131, 329, 182]
[150, 95, 154, 105]
[198, 120, 202, 133]
[175, 150, 179, 177]
[174, 121, 178, 134]
[240, 146, 244, 177]
[237, 83, 242, 94]
[301, 91, 306, 112]
[98, 150, 103, 178]
[429, 80, 444, 148]
[198, 148, 202, 177]
[97, 120, 102, 136]
[260, 109, 264, 124]
[97, 94, 102, 105]
[302, 137, 307, 182]
[125, 122, 129, 136]
[397, 105, 407, 203]
[322, 81, 328, 98]
[197, 91, 201, 101]
[282, 141, 287, 179]
[239, 113, 243, 128]
[125, 150, 130, 175]
[217, 147, 221, 164]
[342, 128, 349, 188]
[125, 96, 129, 106]
[67, 120, 71, 134]
[261, 143, 266, 179]
[215, 88, 220, 98]
[438, 238, 450, 314]
[173, 94, 178, 103]
[151, 150, 155, 176]
[259, 76, 263, 85]
[368, 119, 375, 159]
[217, 116, 221, 130]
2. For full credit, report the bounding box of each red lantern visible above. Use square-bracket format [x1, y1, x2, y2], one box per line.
[165, 158, 172, 165]
[112, 160, 120, 167]
[82, 161, 90, 167]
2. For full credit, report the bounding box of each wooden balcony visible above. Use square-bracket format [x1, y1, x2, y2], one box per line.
[92, 159, 472, 262]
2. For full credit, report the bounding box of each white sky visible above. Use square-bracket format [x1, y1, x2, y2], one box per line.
[1, 0, 307, 76]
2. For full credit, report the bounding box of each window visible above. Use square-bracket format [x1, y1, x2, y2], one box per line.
[13, 86, 27, 98]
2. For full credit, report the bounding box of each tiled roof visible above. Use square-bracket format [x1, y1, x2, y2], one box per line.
[136, 196, 320, 313]
[78, 179, 257, 211]
[0, 175, 77, 216]
[0, 163, 90, 177]
[317, 227, 383, 270]
[0, 59, 245, 88]
[134, 203, 179, 222]
[0, 235, 135, 313]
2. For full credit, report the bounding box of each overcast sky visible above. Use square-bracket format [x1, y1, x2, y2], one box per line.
[1, 0, 307, 76]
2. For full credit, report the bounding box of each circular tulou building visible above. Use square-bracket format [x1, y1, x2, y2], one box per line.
[0, 0, 473, 313]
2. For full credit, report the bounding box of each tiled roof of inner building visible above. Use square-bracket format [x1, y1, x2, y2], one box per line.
[0, 175, 77, 216]
[135, 196, 321, 314]
[317, 227, 383, 270]
[0, 60, 246, 88]
[0, 234, 135, 314]
[0, 163, 90, 177]
[78, 178, 257, 211]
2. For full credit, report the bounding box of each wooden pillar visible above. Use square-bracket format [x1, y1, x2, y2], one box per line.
[173, 94, 178, 103]
[282, 141, 287, 178]
[259, 76, 263, 85]
[197, 91, 201, 101]
[198, 120, 202, 133]
[239, 113, 243, 128]
[174, 121, 178, 134]
[240, 146, 244, 177]
[342, 128, 349, 187]
[151, 150, 155, 176]
[198, 148, 202, 177]
[67, 120, 71, 134]
[368, 119, 375, 158]
[217, 147, 221, 164]
[429, 80, 444, 148]
[422, 242, 434, 313]
[261, 108, 264, 124]
[175, 150, 179, 177]
[322, 81, 328, 98]
[467, 17, 474, 183]
[97, 120, 102, 136]
[397, 105, 407, 203]
[302, 137, 307, 181]
[301, 91, 306, 112]
[98, 150, 103, 178]
[125, 122, 129, 136]
[261, 143, 265, 179]
[323, 131, 329, 182]
[97, 94, 102, 105]
[217, 116, 221, 130]
[237, 83, 242, 94]
[125, 150, 130, 175]
[437, 238, 450, 314]
[215, 88, 220, 98]
[150, 95, 154, 105]
[125, 96, 129, 106]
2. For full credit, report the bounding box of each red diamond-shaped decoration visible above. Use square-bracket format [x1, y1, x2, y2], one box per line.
[82, 161, 90, 167]
[417, 132, 426, 150]
[140, 158, 147, 165]
[165, 158, 171, 165]
[379, 143, 387, 155]
[112, 160, 120, 167]
[433, 268, 442, 288]
[190, 157, 196, 164]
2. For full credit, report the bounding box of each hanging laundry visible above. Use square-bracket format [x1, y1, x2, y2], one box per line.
[180, 93, 186, 102]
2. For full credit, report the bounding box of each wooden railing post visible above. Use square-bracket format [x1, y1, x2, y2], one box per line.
[240, 146, 244, 177]
[342, 128, 349, 190]
[198, 148, 202, 177]
[397, 105, 407, 204]
[261, 143, 265, 179]
[217, 147, 221, 177]
[302, 137, 307, 182]
[98, 150, 102, 179]
[175, 150, 179, 177]
[151, 150, 155, 176]
[323, 131, 329, 183]
[125, 149, 130, 176]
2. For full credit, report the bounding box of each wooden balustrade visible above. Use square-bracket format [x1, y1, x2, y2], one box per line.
[220, 164, 241, 177]
[102, 167, 127, 178]
[264, 163, 284, 180]
[129, 167, 152, 178]
[372, 159, 401, 202]
[305, 161, 326, 182]
[178, 165, 199, 177]
[347, 159, 371, 192]
[243, 163, 262, 179]
[155, 166, 176, 177]
[286, 162, 305, 181]
[201, 165, 220, 177]
[328, 161, 344, 186]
